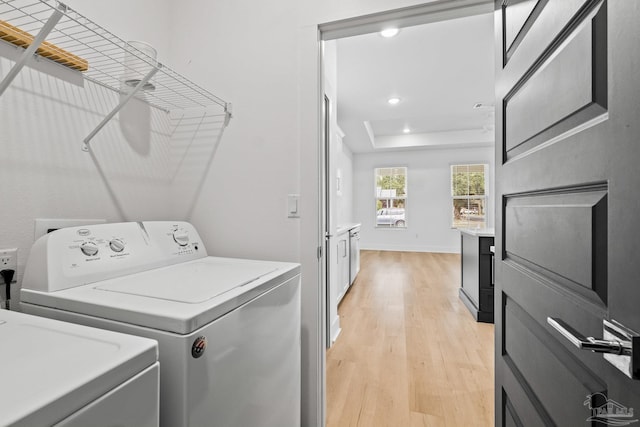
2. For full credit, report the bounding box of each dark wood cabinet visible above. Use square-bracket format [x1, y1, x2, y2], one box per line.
[458, 229, 494, 323]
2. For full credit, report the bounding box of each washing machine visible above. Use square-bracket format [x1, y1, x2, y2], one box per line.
[0, 309, 159, 427]
[20, 221, 301, 427]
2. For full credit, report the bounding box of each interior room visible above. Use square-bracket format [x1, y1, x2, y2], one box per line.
[322, 9, 496, 425]
[327, 13, 495, 252]
[1, 0, 639, 426]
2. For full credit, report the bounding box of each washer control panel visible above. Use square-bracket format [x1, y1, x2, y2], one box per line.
[173, 228, 190, 247]
[165, 224, 198, 255]
[109, 238, 125, 253]
[80, 241, 100, 257]
[22, 221, 208, 292]
[67, 230, 133, 265]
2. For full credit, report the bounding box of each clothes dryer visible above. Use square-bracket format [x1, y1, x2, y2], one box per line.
[0, 309, 159, 427]
[21, 221, 300, 427]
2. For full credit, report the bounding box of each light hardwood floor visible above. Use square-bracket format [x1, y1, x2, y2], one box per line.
[326, 251, 494, 427]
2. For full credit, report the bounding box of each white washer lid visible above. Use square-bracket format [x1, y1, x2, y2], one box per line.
[94, 260, 278, 303]
[0, 310, 158, 427]
[20, 257, 301, 334]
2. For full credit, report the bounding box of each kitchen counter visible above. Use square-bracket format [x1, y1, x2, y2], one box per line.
[333, 222, 362, 335]
[458, 227, 495, 238]
[459, 228, 495, 323]
[336, 223, 361, 235]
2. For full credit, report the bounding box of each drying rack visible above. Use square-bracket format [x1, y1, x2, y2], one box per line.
[0, 0, 232, 151]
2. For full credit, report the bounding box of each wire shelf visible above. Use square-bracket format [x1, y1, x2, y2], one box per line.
[0, 0, 229, 113]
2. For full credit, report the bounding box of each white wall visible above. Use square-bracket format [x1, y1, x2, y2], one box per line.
[355, 146, 494, 253]
[165, 4, 317, 421]
[166, 1, 301, 262]
[0, 0, 172, 303]
[0, 1, 492, 426]
[64, 0, 172, 53]
[335, 138, 355, 226]
[0, 0, 302, 270]
[168, 2, 492, 424]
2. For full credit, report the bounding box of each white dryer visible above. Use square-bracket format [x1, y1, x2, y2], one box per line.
[0, 309, 159, 427]
[21, 221, 301, 427]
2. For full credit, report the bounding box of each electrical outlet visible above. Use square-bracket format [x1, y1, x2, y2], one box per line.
[0, 248, 17, 281]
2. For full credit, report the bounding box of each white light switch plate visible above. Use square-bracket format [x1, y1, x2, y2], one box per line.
[287, 194, 300, 218]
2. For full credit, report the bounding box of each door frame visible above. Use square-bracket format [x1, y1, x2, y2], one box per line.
[322, 93, 332, 349]
[315, 0, 494, 423]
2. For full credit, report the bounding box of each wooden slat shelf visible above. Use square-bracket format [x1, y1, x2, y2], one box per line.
[0, 18, 88, 71]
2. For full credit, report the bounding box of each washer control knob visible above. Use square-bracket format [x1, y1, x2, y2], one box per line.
[173, 229, 190, 246]
[109, 239, 125, 253]
[80, 242, 99, 257]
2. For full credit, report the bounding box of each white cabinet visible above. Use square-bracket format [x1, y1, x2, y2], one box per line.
[349, 227, 360, 284]
[336, 231, 350, 304]
[329, 223, 361, 346]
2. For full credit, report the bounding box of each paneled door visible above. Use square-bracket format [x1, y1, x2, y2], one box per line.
[495, 0, 640, 425]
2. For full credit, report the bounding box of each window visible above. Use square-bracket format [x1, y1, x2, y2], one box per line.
[375, 167, 407, 228]
[451, 164, 487, 229]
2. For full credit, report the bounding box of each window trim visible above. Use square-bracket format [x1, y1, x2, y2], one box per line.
[450, 163, 489, 229]
[374, 166, 408, 229]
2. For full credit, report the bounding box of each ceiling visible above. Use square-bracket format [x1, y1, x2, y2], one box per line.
[335, 11, 495, 154]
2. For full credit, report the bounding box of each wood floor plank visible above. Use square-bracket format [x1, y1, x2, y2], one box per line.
[326, 250, 494, 427]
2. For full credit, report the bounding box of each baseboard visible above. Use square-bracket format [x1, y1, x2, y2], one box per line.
[360, 243, 460, 254]
[330, 315, 341, 344]
[459, 287, 479, 321]
[459, 287, 494, 324]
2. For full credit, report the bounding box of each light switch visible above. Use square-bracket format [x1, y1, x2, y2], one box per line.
[288, 194, 300, 218]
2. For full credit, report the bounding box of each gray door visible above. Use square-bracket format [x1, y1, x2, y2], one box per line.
[495, 0, 640, 425]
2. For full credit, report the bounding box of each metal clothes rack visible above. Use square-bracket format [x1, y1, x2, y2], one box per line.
[0, 0, 232, 151]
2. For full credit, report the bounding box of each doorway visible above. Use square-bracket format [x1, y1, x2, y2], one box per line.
[319, 0, 495, 423]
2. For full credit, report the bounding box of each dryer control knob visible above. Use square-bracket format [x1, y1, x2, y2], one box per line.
[109, 239, 125, 253]
[173, 230, 190, 246]
[80, 242, 99, 257]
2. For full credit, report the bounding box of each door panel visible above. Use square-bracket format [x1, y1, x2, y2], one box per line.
[504, 189, 607, 299]
[503, 393, 526, 427]
[502, 0, 594, 67]
[502, 365, 549, 426]
[503, 0, 539, 54]
[504, 2, 607, 161]
[504, 297, 605, 426]
[495, 0, 640, 425]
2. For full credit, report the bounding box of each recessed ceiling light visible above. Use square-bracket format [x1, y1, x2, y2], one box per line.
[403, 127, 410, 133]
[380, 28, 399, 38]
[387, 97, 400, 105]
